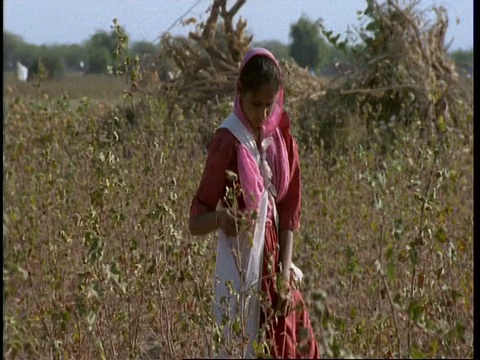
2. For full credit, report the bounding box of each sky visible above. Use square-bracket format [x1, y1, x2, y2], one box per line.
[3, 0, 474, 52]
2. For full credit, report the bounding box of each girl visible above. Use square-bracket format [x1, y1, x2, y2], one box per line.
[189, 48, 320, 359]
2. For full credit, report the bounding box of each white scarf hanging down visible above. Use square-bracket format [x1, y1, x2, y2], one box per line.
[212, 113, 303, 358]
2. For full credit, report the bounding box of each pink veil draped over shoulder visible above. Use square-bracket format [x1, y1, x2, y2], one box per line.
[232, 48, 290, 213]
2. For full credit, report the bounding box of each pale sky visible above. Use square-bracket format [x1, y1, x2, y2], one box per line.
[3, 0, 474, 51]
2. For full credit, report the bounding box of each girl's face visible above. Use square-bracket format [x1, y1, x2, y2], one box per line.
[239, 84, 278, 131]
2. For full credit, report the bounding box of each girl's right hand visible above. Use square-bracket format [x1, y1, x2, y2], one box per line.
[217, 209, 253, 236]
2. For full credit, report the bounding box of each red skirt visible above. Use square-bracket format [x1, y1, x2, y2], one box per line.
[259, 222, 320, 359]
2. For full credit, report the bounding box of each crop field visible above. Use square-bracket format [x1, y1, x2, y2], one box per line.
[3, 54, 473, 360]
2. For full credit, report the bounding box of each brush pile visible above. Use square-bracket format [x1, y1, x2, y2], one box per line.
[139, 0, 470, 146]
[158, 0, 250, 105]
[301, 0, 470, 145]
[139, 0, 325, 108]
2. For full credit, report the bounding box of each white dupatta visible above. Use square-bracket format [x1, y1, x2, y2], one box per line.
[213, 114, 303, 358]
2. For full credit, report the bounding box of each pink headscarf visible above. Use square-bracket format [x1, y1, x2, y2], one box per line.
[233, 48, 290, 212]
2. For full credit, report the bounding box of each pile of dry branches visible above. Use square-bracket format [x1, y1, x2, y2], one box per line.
[140, 0, 325, 109]
[157, 0, 251, 104]
[289, 0, 472, 153]
[280, 60, 327, 106]
[313, 0, 468, 134]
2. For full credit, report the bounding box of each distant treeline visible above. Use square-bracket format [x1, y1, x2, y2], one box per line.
[3, 15, 473, 80]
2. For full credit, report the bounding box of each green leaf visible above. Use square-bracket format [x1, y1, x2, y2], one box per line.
[452, 321, 466, 342]
[386, 261, 396, 282]
[409, 247, 418, 266]
[232, 318, 242, 335]
[408, 299, 423, 322]
[435, 226, 447, 243]
[410, 346, 426, 359]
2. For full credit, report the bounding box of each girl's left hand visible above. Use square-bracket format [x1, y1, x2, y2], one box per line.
[275, 275, 294, 316]
[276, 288, 292, 316]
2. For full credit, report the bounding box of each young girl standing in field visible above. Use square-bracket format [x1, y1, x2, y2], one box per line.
[189, 48, 320, 359]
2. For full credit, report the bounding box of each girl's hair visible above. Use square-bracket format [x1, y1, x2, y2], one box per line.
[238, 55, 283, 93]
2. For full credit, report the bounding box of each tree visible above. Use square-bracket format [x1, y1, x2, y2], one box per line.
[3, 32, 24, 69]
[84, 31, 114, 73]
[130, 41, 158, 57]
[3, 32, 22, 55]
[86, 47, 112, 74]
[85, 27, 129, 74]
[53, 44, 89, 70]
[289, 16, 328, 71]
[3, 31, 40, 70]
[87, 30, 117, 54]
[28, 51, 65, 80]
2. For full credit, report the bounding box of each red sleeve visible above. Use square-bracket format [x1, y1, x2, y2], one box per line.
[276, 112, 302, 231]
[190, 128, 239, 218]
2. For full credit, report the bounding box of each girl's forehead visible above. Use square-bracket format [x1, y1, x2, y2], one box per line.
[245, 84, 278, 99]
